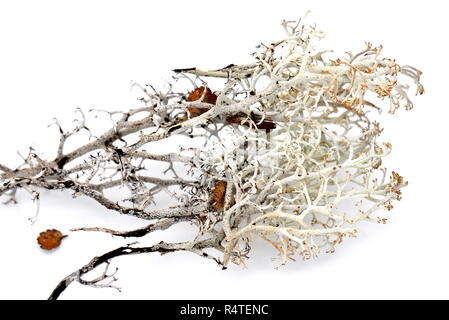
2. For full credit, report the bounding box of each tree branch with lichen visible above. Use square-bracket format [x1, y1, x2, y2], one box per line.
[0, 17, 423, 299]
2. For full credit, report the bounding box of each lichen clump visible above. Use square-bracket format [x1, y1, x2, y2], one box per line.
[190, 21, 423, 266]
[0, 18, 424, 298]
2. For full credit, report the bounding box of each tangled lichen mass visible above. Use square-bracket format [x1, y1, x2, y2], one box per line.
[0, 19, 423, 299]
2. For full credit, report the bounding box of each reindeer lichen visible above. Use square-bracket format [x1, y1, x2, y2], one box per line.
[0, 18, 423, 299]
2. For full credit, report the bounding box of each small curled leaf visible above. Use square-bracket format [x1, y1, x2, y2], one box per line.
[37, 229, 67, 250]
[187, 86, 217, 104]
[183, 86, 217, 121]
[212, 180, 227, 212]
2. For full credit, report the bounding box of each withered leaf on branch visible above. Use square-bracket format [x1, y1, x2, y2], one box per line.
[183, 86, 217, 121]
[184, 87, 276, 131]
[226, 113, 276, 131]
[187, 86, 218, 104]
[37, 229, 67, 250]
[212, 180, 227, 212]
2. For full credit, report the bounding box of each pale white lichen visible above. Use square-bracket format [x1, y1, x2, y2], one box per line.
[189, 19, 423, 267]
[0, 17, 423, 298]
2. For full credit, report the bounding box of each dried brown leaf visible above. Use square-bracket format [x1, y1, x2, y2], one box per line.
[187, 86, 217, 104]
[212, 180, 227, 212]
[37, 229, 67, 250]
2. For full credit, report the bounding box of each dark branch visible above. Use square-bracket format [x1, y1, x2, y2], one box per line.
[71, 217, 191, 237]
[48, 238, 222, 300]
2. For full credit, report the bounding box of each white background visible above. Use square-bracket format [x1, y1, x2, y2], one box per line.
[0, 0, 447, 299]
